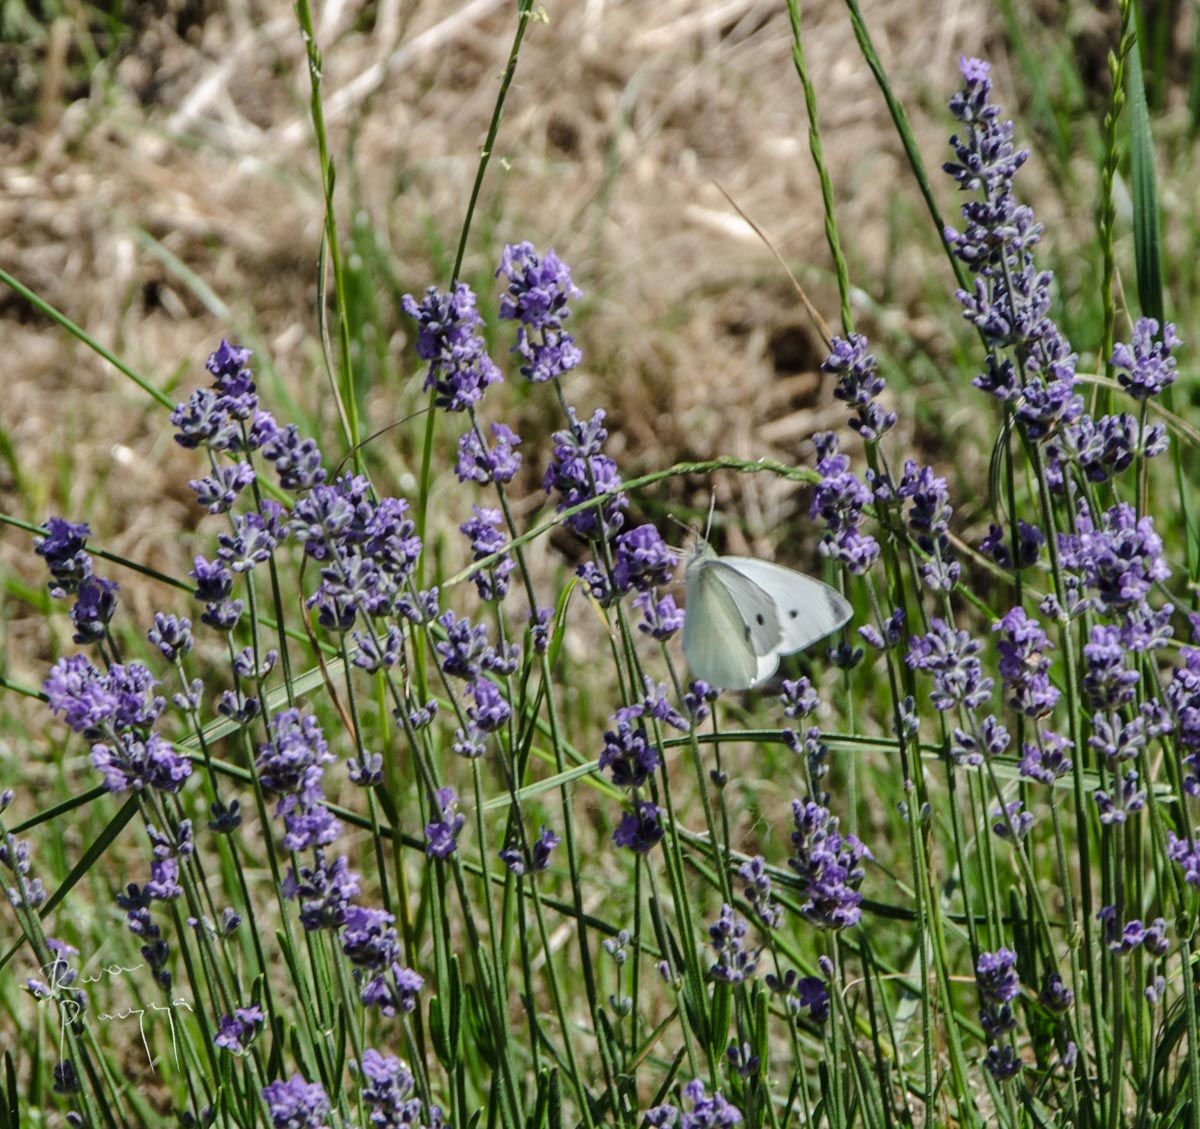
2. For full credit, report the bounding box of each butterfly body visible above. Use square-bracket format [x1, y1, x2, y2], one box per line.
[682, 541, 851, 690]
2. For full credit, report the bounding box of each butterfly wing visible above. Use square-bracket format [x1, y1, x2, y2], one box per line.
[719, 556, 851, 653]
[683, 550, 772, 689]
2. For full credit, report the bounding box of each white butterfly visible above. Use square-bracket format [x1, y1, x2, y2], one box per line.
[682, 540, 852, 690]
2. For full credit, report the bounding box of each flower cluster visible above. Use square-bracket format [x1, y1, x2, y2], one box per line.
[787, 799, 871, 929]
[646, 1079, 743, 1129]
[261, 1074, 331, 1129]
[824, 333, 896, 442]
[810, 431, 879, 574]
[975, 948, 1022, 1080]
[706, 904, 758, 984]
[402, 282, 501, 412]
[944, 58, 1082, 441]
[543, 407, 627, 540]
[495, 241, 583, 383]
[358, 1048, 448, 1129]
[906, 618, 994, 712]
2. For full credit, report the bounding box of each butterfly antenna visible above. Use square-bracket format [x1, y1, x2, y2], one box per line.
[704, 491, 717, 542]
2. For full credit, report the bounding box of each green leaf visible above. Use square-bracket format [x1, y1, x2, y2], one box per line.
[1127, 14, 1164, 324]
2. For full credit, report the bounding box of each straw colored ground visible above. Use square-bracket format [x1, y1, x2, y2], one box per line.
[0, 0, 1176, 689]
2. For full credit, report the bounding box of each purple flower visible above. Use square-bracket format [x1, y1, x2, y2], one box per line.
[495, 242, 583, 382]
[1093, 768, 1145, 825]
[282, 854, 360, 932]
[340, 904, 400, 972]
[189, 461, 256, 514]
[612, 524, 678, 593]
[206, 339, 254, 386]
[647, 1079, 743, 1129]
[348, 750, 384, 788]
[69, 575, 119, 645]
[148, 613, 193, 662]
[1045, 412, 1167, 491]
[53, 1059, 80, 1096]
[425, 787, 465, 859]
[530, 824, 560, 871]
[502, 824, 561, 876]
[1058, 501, 1169, 621]
[906, 618, 994, 711]
[984, 1045, 1022, 1081]
[1110, 318, 1182, 400]
[859, 607, 906, 651]
[171, 387, 244, 452]
[44, 654, 113, 736]
[599, 714, 661, 788]
[824, 333, 896, 441]
[195, 573, 243, 631]
[468, 677, 511, 733]
[460, 505, 514, 601]
[780, 678, 819, 719]
[994, 607, 1059, 718]
[810, 432, 879, 573]
[358, 1048, 442, 1129]
[976, 948, 1020, 1046]
[898, 460, 959, 591]
[543, 408, 627, 539]
[1088, 710, 1145, 762]
[1018, 729, 1072, 784]
[634, 590, 684, 640]
[1168, 830, 1200, 886]
[456, 420, 522, 484]
[1039, 972, 1073, 1013]
[613, 800, 664, 854]
[280, 796, 342, 853]
[991, 800, 1033, 840]
[34, 517, 92, 596]
[980, 520, 1043, 570]
[261, 1074, 330, 1129]
[91, 732, 191, 795]
[944, 58, 1082, 441]
[707, 904, 757, 983]
[402, 281, 501, 411]
[788, 799, 871, 929]
[1081, 624, 1139, 710]
[764, 967, 831, 1025]
[434, 610, 492, 680]
[256, 710, 333, 797]
[976, 947, 1020, 1003]
[214, 1005, 264, 1054]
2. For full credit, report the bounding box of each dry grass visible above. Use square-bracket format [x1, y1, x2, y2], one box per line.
[2, 0, 1079, 691]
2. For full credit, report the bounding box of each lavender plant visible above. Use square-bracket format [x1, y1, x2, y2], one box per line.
[5, 8, 1198, 1129]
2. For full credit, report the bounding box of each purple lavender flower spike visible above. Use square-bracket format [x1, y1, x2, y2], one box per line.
[994, 607, 1059, 718]
[906, 618, 994, 711]
[613, 524, 678, 593]
[788, 798, 871, 930]
[456, 420, 522, 484]
[34, 517, 93, 596]
[543, 407, 627, 539]
[261, 1074, 330, 1129]
[810, 432, 879, 573]
[944, 57, 1082, 442]
[823, 333, 896, 442]
[402, 281, 501, 411]
[425, 787, 466, 859]
[495, 242, 584, 382]
[613, 800, 664, 854]
[1110, 318, 1182, 400]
